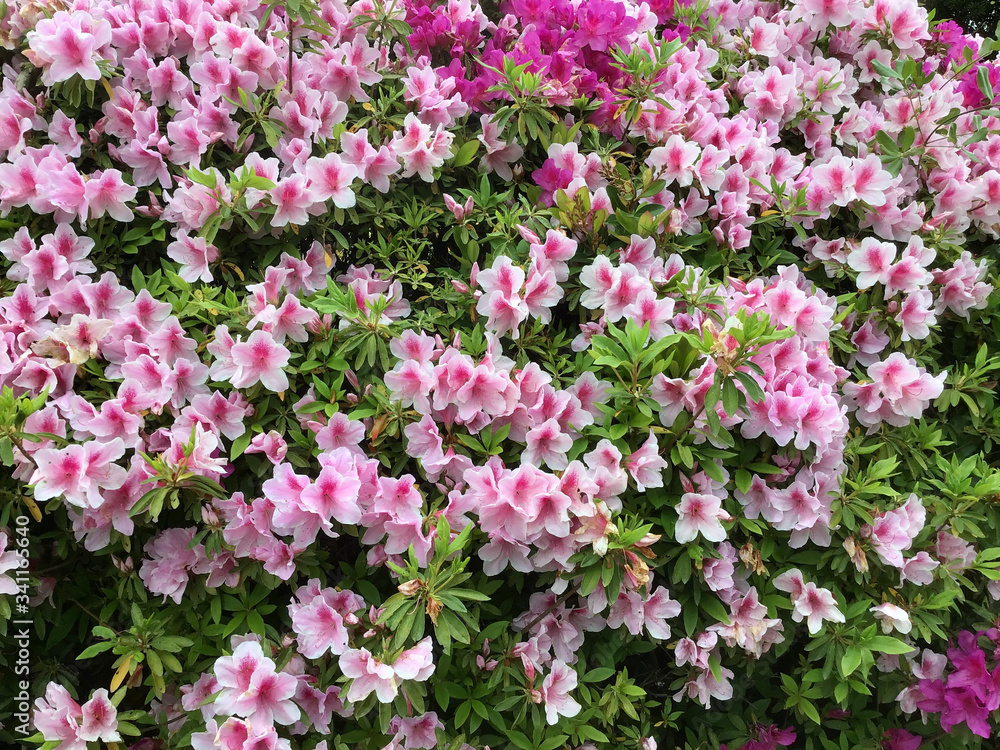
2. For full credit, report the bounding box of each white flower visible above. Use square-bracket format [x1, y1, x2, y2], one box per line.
[871, 602, 912, 634]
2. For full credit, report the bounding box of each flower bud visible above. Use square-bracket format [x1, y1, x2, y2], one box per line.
[398, 579, 421, 596]
[635, 532, 661, 548]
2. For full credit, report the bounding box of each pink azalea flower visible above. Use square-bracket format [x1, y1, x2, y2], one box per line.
[900, 552, 940, 586]
[214, 640, 300, 725]
[847, 238, 897, 289]
[871, 603, 912, 634]
[26, 11, 112, 86]
[31, 438, 127, 509]
[166, 234, 220, 283]
[0, 532, 21, 596]
[897, 290, 936, 341]
[300, 457, 363, 526]
[478, 114, 523, 181]
[647, 135, 700, 187]
[340, 648, 398, 703]
[476, 256, 528, 338]
[523, 418, 573, 470]
[772, 568, 806, 599]
[84, 169, 137, 222]
[812, 155, 857, 206]
[77, 689, 119, 743]
[33, 683, 85, 749]
[626, 430, 669, 491]
[623, 291, 675, 341]
[270, 175, 314, 228]
[387, 712, 442, 750]
[453, 365, 509, 421]
[788, 579, 845, 634]
[292, 596, 351, 658]
[392, 637, 436, 682]
[244, 431, 288, 465]
[391, 114, 453, 182]
[539, 660, 581, 725]
[603, 263, 653, 323]
[228, 330, 291, 392]
[675, 493, 731, 544]
[305, 153, 359, 209]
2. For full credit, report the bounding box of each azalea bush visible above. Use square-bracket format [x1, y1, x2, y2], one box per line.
[1, 0, 1000, 749]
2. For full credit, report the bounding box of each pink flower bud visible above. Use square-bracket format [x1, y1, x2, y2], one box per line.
[521, 654, 535, 681]
[635, 532, 661, 548]
[443, 193, 467, 221]
[201, 506, 220, 527]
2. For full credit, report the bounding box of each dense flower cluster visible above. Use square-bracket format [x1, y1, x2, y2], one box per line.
[0, 0, 999, 748]
[896, 630, 1000, 739]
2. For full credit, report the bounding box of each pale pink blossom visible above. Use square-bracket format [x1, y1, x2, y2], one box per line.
[675, 493, 730, 544]
[847, 238, 896, 289]
[871, 603, 912, 634]
[626, 431, 668, 491]
[539, 660, 581, 725]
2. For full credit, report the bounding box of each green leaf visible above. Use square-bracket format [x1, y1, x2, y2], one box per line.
[146, 649, 163, 677]
[455, 699, 472, 727]
[875, 130, 898, 154]
[77, 642, 114, 660]
[700, 595, 731, 625]
[871, 60, 901, 80]
[841, 645, 864, 677]
[508, 730, 532, 749]
[577, 726, 611, 743]
[799, 699, 821, 725]
[978, 65, 995, 103]
[538, 735, 569, 750]
[722, 377, 739, 417]
[186, 168, 218, 188]
[734, 370, 765, 403]
[451, 139, 480, 167]
[866, 636, 915, 655]
[231, 432, 253, 460]
[129, 487, 167, 518]
[834, 680, 849, 704]
[0, 437, 13, 466]
[735, 469, 752, 495]
[247, 611, 266, 635]
[583, 667, 615, 682]
[580, 564, 603, 596]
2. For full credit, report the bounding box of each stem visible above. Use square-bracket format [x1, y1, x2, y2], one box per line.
[10, 433, 39, 472]
[67, 598, 108, 627]
[287, 13, 294, 89]
[520, 583, 578, 633]
[660, 402, 708, 458]
[930, 498, 979, 540]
